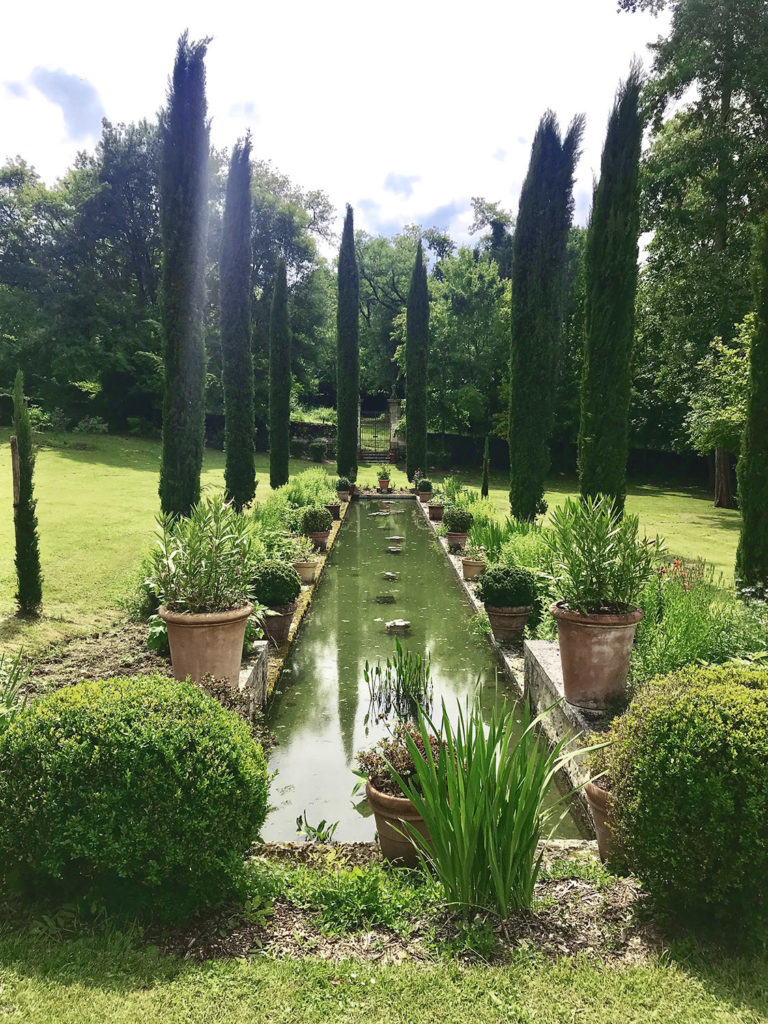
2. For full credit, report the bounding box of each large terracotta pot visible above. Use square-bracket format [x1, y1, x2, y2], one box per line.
[337, 489, 350, 503]
[307, 530, 331, 551]
[550, 602, 644, 710]
[428, 503, 444, 522]
[292, 560, 318, 585]
[159, 602, 252, 685]
[418, 491, 432, 503]
[461, 556, 485, 581]
[325, 502, 341, 520]
[365, 780, 430, 867]
[585, 781, 617, 864]
[445, 531, 468, 551]
[262, 601, 297, 647]
[486, 604, 530, 643]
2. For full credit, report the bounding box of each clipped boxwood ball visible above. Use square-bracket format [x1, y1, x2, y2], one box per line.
[252, 558, 302, 607]
[443, 505, 474, 533]
[301, 504, 333, 534]
[0, 674, 270, 914]
[476, 564, 537, 607]
[607, 665, 768, 922]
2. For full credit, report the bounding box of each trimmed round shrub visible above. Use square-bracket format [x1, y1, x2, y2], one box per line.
[443, 506, 474, 533]
[336, 476, 350, 491]
[0, 675, 269, 916]
[301, 505, 332, 534]
[476, 564, 537, 607]
[606, 665, 768, 922]
[252, 558, 302, 606]
[417, 478, 432, 492]
[309, 439, 326, 463]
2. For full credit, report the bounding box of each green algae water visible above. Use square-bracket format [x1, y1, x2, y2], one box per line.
[264, 499, 583, 841]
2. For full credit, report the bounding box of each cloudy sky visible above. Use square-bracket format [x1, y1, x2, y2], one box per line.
[2, 0, 669, 244]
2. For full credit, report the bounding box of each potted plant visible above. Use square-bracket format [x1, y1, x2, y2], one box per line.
[336, 476, 351, 502]
[428, 489, 445, 522]
[377, 465, 391, 492]
[148, 497, 258, 684]
[461, 542, 485, 580]
[582, 739, 616, 863]
[251, 559, 302, 647]
[417, 478, 432, 503]
[545, 495, 663, 710]
[442, 505, 474, 551]
[411, 468, 422, 495]
[325, 499, 341, 520]
[475, 564, 536, 643]
[356, 725, 441, 866]
[301, 504, 333, 551]
[288, 534, 320, 585]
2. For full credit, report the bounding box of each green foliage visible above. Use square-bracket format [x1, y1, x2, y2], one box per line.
[11, 370, 43, 614]
[393, 700, 582, 919]
[509, 112, 584, 520]
[0, 650, 27, 736]
[545, 495, 663, 613]
[468, 518, 513, 562]
[442, 506, 474, 533]
[406, 241, 429, 480]
[301, 505, 332, 534]
[336, 476, 350, 491]
[295, 812, 339, 844]
[480, 435, 490, 498]
[308, 439, 326, 462]
[606, 666, 768, 922]
[336, 205, 359, 480]
[279, 467, 335, 507]
[269, 258, 292, 489]
[736, 216, 768, 595]
[221, 136, 256, 511]
[364, 638, 433, 719]
[251, 559, 302, 607]
[579, 65, 643, 512]
[0, 674, 270, 918]
[417, 478, 432, 492]
[158, 34, 210, 517]
[146, 495, 263, 613]
[476, 564, 537, 608]
[376, 465, 391, 480]
[687, 316, 752, 456]
[72, 416, 108, 435]
[356, 724, 443, 797]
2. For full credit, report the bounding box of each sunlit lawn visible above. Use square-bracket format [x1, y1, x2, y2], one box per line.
[0, 432, 740, 654]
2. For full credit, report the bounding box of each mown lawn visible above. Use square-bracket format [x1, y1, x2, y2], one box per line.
[0, 432, 740, 654]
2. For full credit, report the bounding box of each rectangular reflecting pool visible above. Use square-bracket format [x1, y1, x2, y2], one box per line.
[263, 499, 584, 841]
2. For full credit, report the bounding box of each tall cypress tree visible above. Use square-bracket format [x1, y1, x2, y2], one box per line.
[12, 370, 42, 615]
[481, 434, 490, 498]
[406, 240, 429, 481]
[269, 258, 291, 489]
[579, 65, 643, 513]
[221, 135, 256, 510]
[735, 215, 768, 594]
[509, 112, 584, 521]
[158, 33, 210, 517]
[336, 204, 359, 481]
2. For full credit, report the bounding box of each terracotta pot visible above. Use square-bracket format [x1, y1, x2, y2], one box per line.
[349, 483, 357, 496]
[428, 503, 444, 522]
[325, 502, 341, 520]
[262, 601, 297, 647]
[307, 530, 331, 551]
[550, 602, 644, 710]
[585, 781, 617, 863]
[365, 780, 430, 866]
[292, 560, 318, 585]
[159, 602, 252, 685]
[461, 556, 485, 580]
[485, 604, 531, 643]
[337, 489, 350, 503]
[445, 531, 468, 551]
[378, 479, 390, 491]
[418, 491, 432, 503]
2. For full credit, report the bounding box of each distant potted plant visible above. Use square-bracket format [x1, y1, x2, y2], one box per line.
[411, 468, 422, 495]
[149, 497, 258, 684]
[336, 476, 351, 502]
[460, 542, 485, 581]
[251, 559, 302, 647]
[545, 495, 663, 710]
[288, 534, 320, 585]
[475, 564, 536, 643]
[356, 725, 441, 866]
[377, 465, 391, 492]
[325, 499, 341, 520]
[442, 506, 473, 551]
[417, 478, 432, 503]
[301, 504, 333, 551]
[428, 490, 445, 522]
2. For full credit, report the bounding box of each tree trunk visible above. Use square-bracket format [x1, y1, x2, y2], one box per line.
[713, 446, 736, 508]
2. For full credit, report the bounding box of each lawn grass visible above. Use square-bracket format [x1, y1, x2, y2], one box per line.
[0, 930, 764, 1023]
[0, 432, 740, 654]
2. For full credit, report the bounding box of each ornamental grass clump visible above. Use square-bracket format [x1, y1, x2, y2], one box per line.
[147, 496, 262, 613]
[364, 638, 433, 719]
[545, 494, 663, 613]
[391, 699, 583, 919]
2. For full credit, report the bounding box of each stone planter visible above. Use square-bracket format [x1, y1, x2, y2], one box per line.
[585, 781, 617, 864]
[325, 502, 341, 520]
[461, 556, 485, 580]
[262, 601, 297, 647]
[485, 604, 531, 643]
[445, 531, 468, 551]
[550, 602, 644, 710]
[428, 503, 444, 522]
[159, 602, 252, 685]
[365, 780, 430, 867]
[337, 489, 350, 503]
[307, 530, 331, 551]
[418, 491, 432, 503]
[292, 560, 318, 585]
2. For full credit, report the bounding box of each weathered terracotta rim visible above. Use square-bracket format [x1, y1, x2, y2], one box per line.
[485, 604, 532, 615]
[461, 556, 485, 565]
[428, 501, 444, 508]
[549, 601, 643, 626]
[445, 531, 468, 539]
[159, 602, 253, 626]
[292, 560, 318, 568]
[365, 779, 420, 814]
[267, 601, 297, 615]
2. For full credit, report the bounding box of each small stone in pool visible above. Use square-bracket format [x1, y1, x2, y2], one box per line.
[387, 546, 402, 554]
[386, 619, 411, 634]
[386, 535, 404, 542]
[382, 571, 399, 580]
[375, 594, 396, 604]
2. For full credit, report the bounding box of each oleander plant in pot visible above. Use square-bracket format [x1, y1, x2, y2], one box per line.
[287, 533, 319, 585]
[377, 464, 391, 491]
[336, 476, 351, 502]
[427, 489, 445, 521]
[461, 542, 485, 581]
[301, 504, 333, 550]
[417, 478, 432, 502]
[251, 559, 302, 647]
[475, 564, 537, 643]
[147, 496, 260, 684]
[544, 495, 663, 710]
[442, 505, 474, 551]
